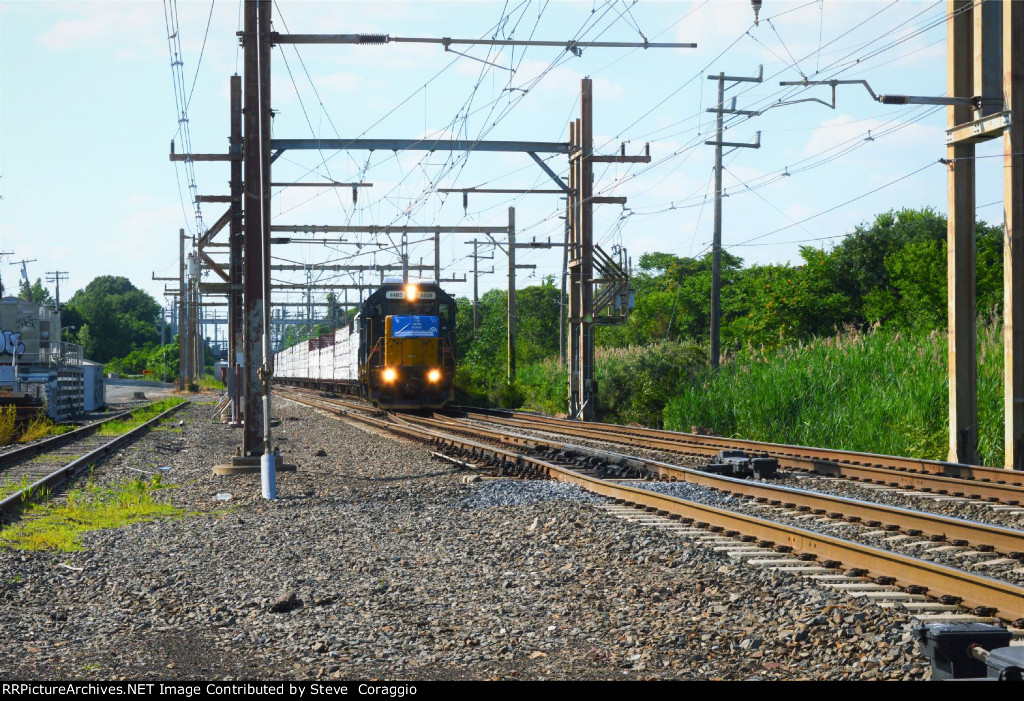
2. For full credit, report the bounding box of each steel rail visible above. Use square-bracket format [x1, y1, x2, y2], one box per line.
[0, 401, 189, 520]
[312, 403, 1024, 622]
[449, 406, 1024, 486]
[0, 406, 143, 471]
[445, 409, 1024, 504]
[402, 413, 1024, 556]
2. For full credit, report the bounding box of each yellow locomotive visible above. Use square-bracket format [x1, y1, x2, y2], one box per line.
[275, 279, 456, 410]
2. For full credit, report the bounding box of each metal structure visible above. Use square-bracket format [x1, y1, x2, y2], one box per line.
[167, 10, 695, 447]
[566, 79, 648, 420]
[944, 0, 1021, 469]
[777, 1, 1020, 470]
[705, 68, 762, 369]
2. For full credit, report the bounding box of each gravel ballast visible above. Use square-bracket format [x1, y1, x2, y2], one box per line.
[0, 396, 931, 680]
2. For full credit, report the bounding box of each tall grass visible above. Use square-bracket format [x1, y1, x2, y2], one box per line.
[664, 323, 1004, 466]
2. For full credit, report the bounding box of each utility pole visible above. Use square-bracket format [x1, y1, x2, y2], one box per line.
[567, 79, 648, 420]
[560, 201, 569, 370]
[433, 230, 441, 281]
[705, 67, 762, 369]
[567, 83, 593, 420]
[178, 228, 187, 390]
[1003, 0, 1024, 469]
[468, 240, 495, 339]
[507, 207, 517, 384]
[229, 73, 244, 373]
[187, 251, 201, 385]
[242, 0, 272, 457]
[0, 252, 12, 297]
[947, 0, 979, 464]
[10, 259, 37, 301]
[46, 271, 68, 310]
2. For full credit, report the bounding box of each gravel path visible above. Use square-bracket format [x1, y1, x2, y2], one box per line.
[0, 395, 931, 680]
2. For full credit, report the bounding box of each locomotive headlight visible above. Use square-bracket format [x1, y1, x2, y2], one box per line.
[405, 284, 418, 300]
[427, 368, 441, 383]
[382, 367, 397, 383]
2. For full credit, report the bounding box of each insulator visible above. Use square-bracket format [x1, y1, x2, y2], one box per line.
[751, 0, 762, 25]
[879, 94, 909, 105]
[357, 34, 388, 44]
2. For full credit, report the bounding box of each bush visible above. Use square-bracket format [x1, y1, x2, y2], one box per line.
[514, 340, 705, 426]
[595, 341, 705, 426]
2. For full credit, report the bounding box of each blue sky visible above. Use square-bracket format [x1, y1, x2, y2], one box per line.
[0, 0, 1007, 328]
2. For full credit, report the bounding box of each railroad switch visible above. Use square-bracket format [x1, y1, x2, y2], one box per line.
[916, 623, 1024, 680]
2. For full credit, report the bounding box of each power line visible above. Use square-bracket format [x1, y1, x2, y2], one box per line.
[729, 160, 941, 248]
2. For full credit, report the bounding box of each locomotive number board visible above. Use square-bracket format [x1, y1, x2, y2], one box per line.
[385, 291, 437, 300]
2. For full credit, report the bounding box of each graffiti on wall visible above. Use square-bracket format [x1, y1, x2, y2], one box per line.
[1, 330, 26, 357]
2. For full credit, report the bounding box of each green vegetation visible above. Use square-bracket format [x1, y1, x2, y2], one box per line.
[104, 342, 179, 381]
[197, 371, 225, 390]
[595, 207, 1002, 353]
[663, 322, 1003, 465]
[0, 475, 35, 501]
[453, 207, 1010, 464]
[62, 276, 162, 363]
[96, 398, 185, 436]
[0, 405, 15, 445]
[0, 408, 75, 447]
[454, 277, 561, 406]
[0, 475, 182, 552]
[18, 413, 73, 443]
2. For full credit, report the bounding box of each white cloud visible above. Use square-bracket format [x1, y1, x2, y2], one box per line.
[39, 4, 159, 50]
[802, 114, 943, 160]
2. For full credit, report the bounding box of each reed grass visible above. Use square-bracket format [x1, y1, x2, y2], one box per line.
[664, 323, 1005, 466]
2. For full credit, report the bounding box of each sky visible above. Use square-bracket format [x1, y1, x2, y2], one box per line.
[0, 0, 1008, 341]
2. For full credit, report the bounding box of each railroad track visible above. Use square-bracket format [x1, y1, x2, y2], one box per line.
[0, 400, 189, 520]
[444, 407, 1024, 505]
[275, 389, 1024, 626]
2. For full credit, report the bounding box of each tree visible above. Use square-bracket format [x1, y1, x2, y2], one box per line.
[19, 277, 55, 306]
[64, 276, 161, 362]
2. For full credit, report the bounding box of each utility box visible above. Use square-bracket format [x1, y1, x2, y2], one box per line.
[82, 360, 106, 411]
[916, 623, 1013, 680]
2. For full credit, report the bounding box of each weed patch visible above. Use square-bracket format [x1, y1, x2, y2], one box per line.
[97, 398, 186, 437]
[0, 475, 182, 551]
[0, 405, 15, 445]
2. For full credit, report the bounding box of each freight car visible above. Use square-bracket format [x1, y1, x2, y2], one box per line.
[275, 279, 456, 410]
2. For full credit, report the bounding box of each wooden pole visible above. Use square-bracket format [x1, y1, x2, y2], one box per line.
[947, 0, 978, 464]
[507, 207, 516, 385]
[580, 78, 595, 420]
[1004, 0, 1024, 469]
[710, 72, 725, 370]
[178, 228, 186, 391]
